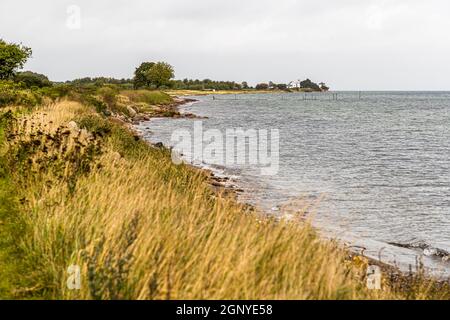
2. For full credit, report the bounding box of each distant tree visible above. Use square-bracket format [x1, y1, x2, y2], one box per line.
[133, 61, 175, 89]
[14, 71, 52, 88]
[146, 62, 175, 88]
[172, 78, 252, 91]
[0, 39, 32, 80]
[319, 82, 330, 92]
[300, 79, 321, 91]
[268, 81, 276, 89]
[276, 83, 288, 90]
[67, 77, 133, 88]
[133, 62, 155, 88]
[255, 83, 269, 90]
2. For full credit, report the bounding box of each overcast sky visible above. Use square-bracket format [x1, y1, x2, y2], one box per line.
[1, 0, 450, 90]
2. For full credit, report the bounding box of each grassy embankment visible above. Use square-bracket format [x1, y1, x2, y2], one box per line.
[164, 88, 327, 97]
[164, 89, 275, 96]
[0, 86, 449, 300]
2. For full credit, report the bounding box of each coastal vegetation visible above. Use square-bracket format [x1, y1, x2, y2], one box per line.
[300, 79, 321, 91]
[61, 62, 330, 93]
[0, 40, 32, 80]
[13, 71, 53, 88]
[1, 38, 449, 300]
[1, 89, 449, 300]
[133, 62, 175, 89]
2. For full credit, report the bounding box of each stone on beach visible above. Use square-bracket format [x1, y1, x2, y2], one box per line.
[127, 106, 137, 117]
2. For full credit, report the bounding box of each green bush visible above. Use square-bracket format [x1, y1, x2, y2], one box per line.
[0, 81, 71, 107]
[87, 97, 109, 116]
[43, 84, 71, 101]
[97, 87, 118, 109]
[0, 81, 42, 107]
[13, 71, 52, 88]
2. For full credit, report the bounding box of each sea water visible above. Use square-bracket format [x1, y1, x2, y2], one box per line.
[137, 92, 450, 276]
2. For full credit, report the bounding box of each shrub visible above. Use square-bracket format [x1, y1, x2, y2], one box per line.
[255, 83, 269, 90]
[14, 71, 52, 88]
[97, 87, 118, 109]
[0, 81, 42, 107]
[73, 93, 110, 116]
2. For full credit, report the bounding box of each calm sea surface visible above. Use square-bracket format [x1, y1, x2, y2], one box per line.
[137, 92, 450, 276]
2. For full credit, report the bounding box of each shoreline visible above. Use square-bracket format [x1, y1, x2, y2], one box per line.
[127, 94, 450, 287]
[2, 93, 449, 298]
[128, 96, 244, 197]
[164, 89, 330, 97]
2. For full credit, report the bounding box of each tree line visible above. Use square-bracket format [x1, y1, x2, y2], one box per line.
[1, 38, 329, 92]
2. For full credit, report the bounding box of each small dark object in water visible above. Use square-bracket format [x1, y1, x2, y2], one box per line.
[154, 142, 164, 148]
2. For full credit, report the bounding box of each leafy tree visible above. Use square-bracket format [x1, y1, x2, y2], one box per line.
[276, 83, 288, 90]
[133, 61, 175, 89]
[14, 71, 52, 88]
[146, 62, 175, 88]
[300, 79, 321, 91]
[319, 82, 330, 91]
[255, 83, 269, 90]
[0, 39, 32, 80]
[133, 62, 155, 88]
[171, 78, 246, 91]
[241, 81, 249, 89]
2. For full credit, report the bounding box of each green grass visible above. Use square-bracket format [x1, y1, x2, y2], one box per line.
[0, 128, 16, 298]
[0, 115, 34, 299]
[0, 176, 17, 298]
[0, 171, 38, 299]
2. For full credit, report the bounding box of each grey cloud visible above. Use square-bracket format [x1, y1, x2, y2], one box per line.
[1, 0, 449, 89]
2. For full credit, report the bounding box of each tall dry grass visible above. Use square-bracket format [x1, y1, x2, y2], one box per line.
[1, 100, 448, 300]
